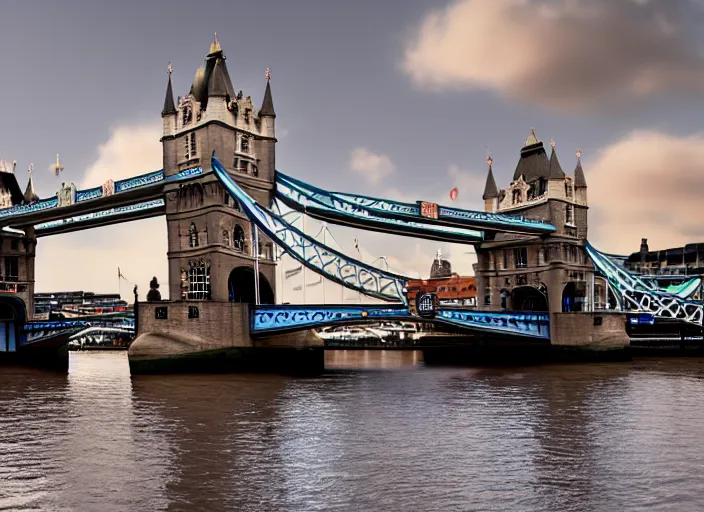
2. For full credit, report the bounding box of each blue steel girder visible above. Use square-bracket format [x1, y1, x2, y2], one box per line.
[34, 199, 165, 236]
[22, 320, 90, 346]
[586, 242, 703, 325]
[275, 173, 484, 243]
[0, 167, 203, 228]
[250, 304, 551, 339]
[212, 156, 409, 303]
[275, 172, 555, 237]
[433, 310, 550, 339]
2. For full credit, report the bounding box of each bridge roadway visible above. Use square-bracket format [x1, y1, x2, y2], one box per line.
[250, 304, 550, 340]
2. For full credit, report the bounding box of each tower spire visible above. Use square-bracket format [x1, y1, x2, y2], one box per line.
[209, 32, 222, 55]
[260, 67, 276, 118]
[548, 138, 565, 179]
[574, 149, 587, 188]
[162, 62, 176, 116]
[482, 155, 498, 200]
[24, 162, 38, 203]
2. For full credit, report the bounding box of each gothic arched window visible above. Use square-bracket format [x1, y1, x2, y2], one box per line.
[233, 225, 245, 251]
[512, 189, 522, 204]
[189, 223, 199, 248]
[222, 229, 231, 246]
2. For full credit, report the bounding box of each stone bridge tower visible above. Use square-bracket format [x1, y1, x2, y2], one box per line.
[475, 130, 592, 316]
[474, 130, 628, 353]
[160, 36, 277, 304]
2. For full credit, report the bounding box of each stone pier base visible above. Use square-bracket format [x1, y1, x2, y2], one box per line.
[128, 301, 324, 375]
[422, 311, 630, 366]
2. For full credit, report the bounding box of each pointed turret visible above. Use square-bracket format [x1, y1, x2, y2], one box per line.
[574, 149, 587, 188]
[482, 156, 498, 200]
[161, 63, 177, 137]
[162, 63, 177, 116]
[483, 156, 499, 212]
[548, 139, 565, 179]
[260, 68, 276, 118]
[24, 164, 38, 203]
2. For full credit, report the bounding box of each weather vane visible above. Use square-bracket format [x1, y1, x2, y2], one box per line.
[265, 67, 271, 81]
[486, 155, 493, 167]
[167, 62, 173, 76]
[53, 153, 64, 176]
[576, 149, 582, 159]
[550, 139, 556, 148]
[28, 162, 33, 177]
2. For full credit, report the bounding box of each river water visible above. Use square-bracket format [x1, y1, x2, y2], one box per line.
[2, 352, 704, 511]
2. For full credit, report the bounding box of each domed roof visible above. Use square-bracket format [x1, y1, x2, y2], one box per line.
[191, 66, 206, 103]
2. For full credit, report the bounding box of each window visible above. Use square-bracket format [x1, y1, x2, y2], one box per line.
[233, 225, 245, 251]
[514, 248, 528, 268]
[224, 194, 230, 206]
[252, 164, 258, 177]
[484, 294, 491, 305]
[188, 306, 199, 319]
[538, 248, 545, 266]
[188, 223, 199, 248]
[184, 133, 197, 160]
[503, 250, 508, 269]
[244, 110, 250, 124]
[10, 239, 18, 251]
[512, 189, 521, 204]
[240, 136, 249, 153]
[188, 263, 211, 300]
[222, 229, 231, 246]
[4, 257, 18, 281]
[566, 205, 575, 225]
[182, 106, 192, 126]
[155, 307, 168, 319]
[565, 181, 573, 199]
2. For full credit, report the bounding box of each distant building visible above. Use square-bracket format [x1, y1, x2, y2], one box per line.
[623, 238, 704, 300]
[34, 291, 129, 317]
[625, 238, 704, 276]
[407, 250, 477, 310]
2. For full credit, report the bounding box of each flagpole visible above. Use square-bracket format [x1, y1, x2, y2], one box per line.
[253, 223, 260, 306]
[322, 226, 327, 305]
[302, 214, 307, 304]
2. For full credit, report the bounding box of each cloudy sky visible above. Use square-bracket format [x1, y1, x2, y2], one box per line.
[2, 0, 704, 297]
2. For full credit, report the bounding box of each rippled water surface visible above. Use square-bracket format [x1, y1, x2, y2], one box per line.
[3, 352, 704, 511]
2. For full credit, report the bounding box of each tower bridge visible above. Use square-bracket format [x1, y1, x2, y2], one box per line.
[0, 36, 695, 373]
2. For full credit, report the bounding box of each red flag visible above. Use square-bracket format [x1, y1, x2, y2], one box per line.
[449, 187, 458, 201]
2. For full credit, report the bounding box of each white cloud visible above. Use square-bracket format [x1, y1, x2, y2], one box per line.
[588, 130, 704, 254]
[348, 148, 395, 185]
[35, 123, 168, 299]
[403, 0, 704, 111]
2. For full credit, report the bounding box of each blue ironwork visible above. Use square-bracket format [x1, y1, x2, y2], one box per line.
[276, 174, 484, 243]
[22, 320, 89, 346]
[586, 242, 703, 325]
[0, 166, 203, 224]
[0, 198, 58, 218]
[77, 187, 103, 202]
[213, 156, 409, 303]
[114, 170, 165, 193]
[251, 304, 413, 335]
[276, 172, 555, 236]
[35, 199, 165, 232]
[434, 310, 550, 339]
[251, 304, 550, 339]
